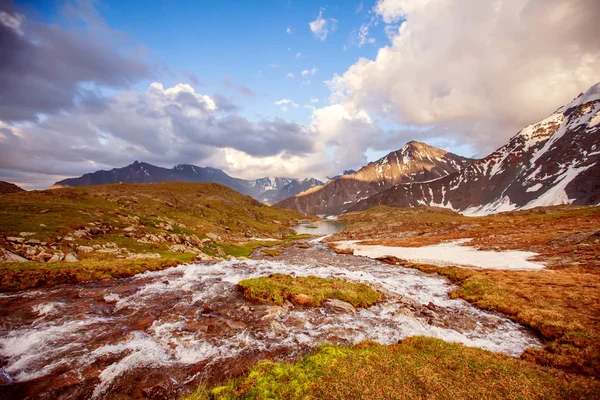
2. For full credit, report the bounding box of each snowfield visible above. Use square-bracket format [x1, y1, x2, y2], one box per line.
[333, 239, 546, 271]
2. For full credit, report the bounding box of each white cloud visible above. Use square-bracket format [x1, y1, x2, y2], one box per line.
[1, 83, 317, 187]
[309, 8, 338, 41]
[286, 26, 294, 34]
[311, 97, 319, 103]
[301, 67, 318, 78]
[275, 99, 299, 111]
[286, 72, 295, 79]
[356, 24, 375, 47]
[328, 0, 600, 153]
[269, 63, 279, 68]
[295, 52, 302, 59]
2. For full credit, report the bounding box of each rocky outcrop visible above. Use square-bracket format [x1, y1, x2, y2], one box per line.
[275, 141, 472, 215]
[351, 83, 600, 215]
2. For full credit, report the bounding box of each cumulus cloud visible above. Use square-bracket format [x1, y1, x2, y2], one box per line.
[309, 8, 338, 41]
[286, 26, 294, 34]
[328, 0, 600, 153]
[286, 73, 295, 79]
[0, 1, 149, 122]
[311, 97, 319, 103]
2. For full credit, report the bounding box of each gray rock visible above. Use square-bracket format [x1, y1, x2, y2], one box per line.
[323, 299, 356, 314]
[64, 253, 79, 262]
[77, 246, 94, 253]
[48, 253, 64, 263]
[206, 233, 220, 241]
[0, 248, 29, 263]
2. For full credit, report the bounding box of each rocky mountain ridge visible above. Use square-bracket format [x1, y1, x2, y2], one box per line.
[275, 141, 473, 215]
[351, 83, 600, 215]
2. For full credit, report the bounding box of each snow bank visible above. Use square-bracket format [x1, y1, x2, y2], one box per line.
[333, 239, 545, 271]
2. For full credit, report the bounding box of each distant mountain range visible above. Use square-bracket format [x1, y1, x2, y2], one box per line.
[51, 162, 323, 205]
[275, 141, 473, 215]
[276, 83, 600, 216]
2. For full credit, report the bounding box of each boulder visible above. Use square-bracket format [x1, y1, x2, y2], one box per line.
[6, 237, 24, 243]
[206, 233, 220, 241]
[0, 248, 29, 263]
[25, 239, 41, 245]
[48, 253, 64, 263]
[64, 253, 79, 262]
[72, 229, 90, 239]
[77, 246, 94, 253]
[323, 299, 356, 314]
[123, 226, 137, 232]
[19, 232, 35, 237]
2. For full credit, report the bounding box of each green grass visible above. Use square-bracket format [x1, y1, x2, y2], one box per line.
[218, 240, 283, 258]
[0, 182, 307, 290]
[205, 337, 598, 400]
[237, 274, 383, 307]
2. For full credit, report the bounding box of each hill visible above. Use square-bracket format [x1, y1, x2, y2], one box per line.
[0, 182, 307, 290]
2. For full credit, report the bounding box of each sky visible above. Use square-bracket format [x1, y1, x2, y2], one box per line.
[1, 0, 599, 189]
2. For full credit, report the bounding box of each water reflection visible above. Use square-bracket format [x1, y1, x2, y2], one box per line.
[292, 220, 345, 235]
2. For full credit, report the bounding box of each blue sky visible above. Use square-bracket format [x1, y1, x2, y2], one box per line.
[22, 0, 385, 125]
[2, 0, 598, 188]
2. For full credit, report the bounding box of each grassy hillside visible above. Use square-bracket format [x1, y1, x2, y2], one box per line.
[0, 182, 307, 290]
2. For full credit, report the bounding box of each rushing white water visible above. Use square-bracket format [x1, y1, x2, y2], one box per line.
[0, 243, 541, 399]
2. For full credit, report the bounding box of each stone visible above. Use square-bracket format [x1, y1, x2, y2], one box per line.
[77, 246, 94, 253]
[48, 253, 64, 263]
[261, 306, 284, 320]
[6, 237, 24, 243]
[72, 229, 90, 239]
[196, 252, 216, 262]
[224, 319, 247, 330]
[0, 248, 29, 263]
[63, 236, 75, 241]
[39, 209, 50, 214]
[206, 233, 220, 241]
[64, 253, 79, 262]
[123, 226, 137, 232]
[323, 299, 356, 314]
[169, 244, 188, 253]
[34, 252, 53, 262]
[19, 232, 35, 237]
[25, 239, 41, 245]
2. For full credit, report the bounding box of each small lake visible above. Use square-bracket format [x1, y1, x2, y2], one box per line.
[292, 220, 345, 235]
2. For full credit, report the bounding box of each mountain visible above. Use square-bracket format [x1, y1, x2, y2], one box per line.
[0, 181, 25, 194]
[327, 169, 357, 180]
[51, 162, 323, 204]
[245, 177, 323, 204]
[351, 83, 600, 215]
[275, 141, 473, 215]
